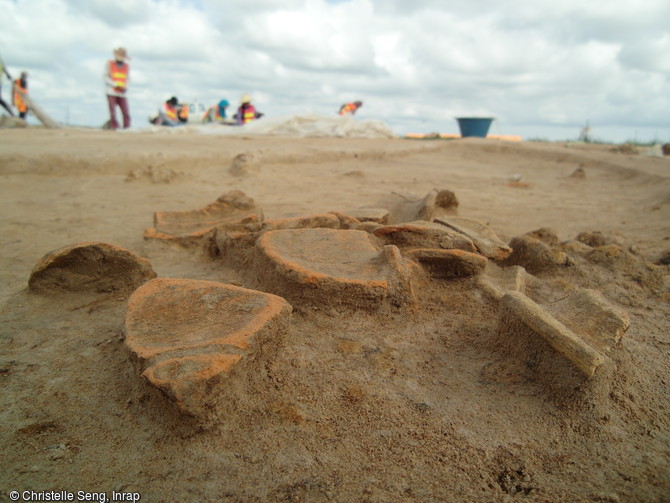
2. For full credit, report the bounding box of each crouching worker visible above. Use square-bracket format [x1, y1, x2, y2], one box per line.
[151, 96, 186, 126]
[339, 100, 362, 116]
[234, 94, 263, 125]
[202, 99, 230, 124]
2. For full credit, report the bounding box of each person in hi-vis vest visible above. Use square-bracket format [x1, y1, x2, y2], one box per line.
[104, 47, 130, 129]
[339, 100, 362, 116]
[235, 94, 263, 125]
[12, 71, 28, 119]
[151, 96, 191, 127]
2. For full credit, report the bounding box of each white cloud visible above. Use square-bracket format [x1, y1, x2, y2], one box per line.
[618, 33, 670, 73]
[0, 0, 668, 141]
[65, 0, 153, 27]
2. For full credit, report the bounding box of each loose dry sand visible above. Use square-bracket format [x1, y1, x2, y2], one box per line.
[1, 128, 669, 502]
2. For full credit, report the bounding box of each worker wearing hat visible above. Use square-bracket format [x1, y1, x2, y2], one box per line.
[104, 47, 131, 129]
[236, 94, 263, 125]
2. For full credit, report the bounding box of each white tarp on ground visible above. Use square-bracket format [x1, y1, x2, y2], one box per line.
[132, 114, 396, 139]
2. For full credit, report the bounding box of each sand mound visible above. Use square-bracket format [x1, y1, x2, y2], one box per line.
[141, 113, 397, 139]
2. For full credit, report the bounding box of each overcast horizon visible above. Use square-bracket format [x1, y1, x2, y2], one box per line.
[1, 0, 668, 143]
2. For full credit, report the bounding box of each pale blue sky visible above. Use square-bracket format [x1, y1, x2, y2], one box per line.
[1, 0, 668, 142]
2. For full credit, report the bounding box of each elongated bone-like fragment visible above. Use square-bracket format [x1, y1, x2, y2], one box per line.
[500, 291, 606, 377]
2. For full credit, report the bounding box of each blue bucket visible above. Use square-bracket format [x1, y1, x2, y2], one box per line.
[456, 117, 494, 138]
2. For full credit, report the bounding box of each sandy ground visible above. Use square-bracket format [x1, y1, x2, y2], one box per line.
[1, 127, 669, 502]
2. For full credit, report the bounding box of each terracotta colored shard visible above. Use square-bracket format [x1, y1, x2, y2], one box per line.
[214, 213, 343, 269]
[405, 248, 487, 279]
[29, 241, 156, 294]
[124, 278, 292, 416]
[254, 228, 414, 308]
[145, 190, 262, 243]
[434, 217, 512, 261]
[373, 221, 477, 253]
[125, 278, 292, 361]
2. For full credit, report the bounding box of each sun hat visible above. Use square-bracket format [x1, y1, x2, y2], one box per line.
[241, 94, 252, 104]
[114, 47, 130, 61]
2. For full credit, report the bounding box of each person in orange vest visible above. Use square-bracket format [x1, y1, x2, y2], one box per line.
[203, 99, 230, 124]
[339, 100, 363, 116]
[152, 97, 184, 126]
[12, 71, 28, 119]
[235, 94, 263, 125]
[177, 102, 189, 124]
[104, 47, 130, 129]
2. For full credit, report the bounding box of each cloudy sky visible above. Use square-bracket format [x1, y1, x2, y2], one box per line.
[1, 0, 668, 142]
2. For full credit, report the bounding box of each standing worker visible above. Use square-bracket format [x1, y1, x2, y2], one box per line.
[0, 55, 14, 116]
[104, 47, 131, 129]
[236, 94, 263, 124]
[12, 71, 28, 119]
[339, 100, 362, 116]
